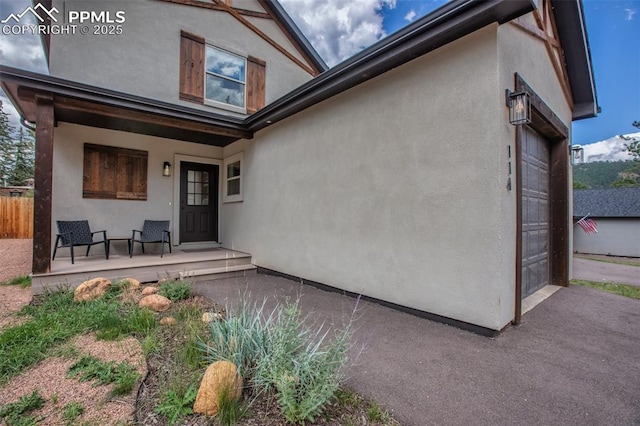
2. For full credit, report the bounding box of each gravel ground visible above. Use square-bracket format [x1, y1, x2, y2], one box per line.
[0, 239, 32, 282]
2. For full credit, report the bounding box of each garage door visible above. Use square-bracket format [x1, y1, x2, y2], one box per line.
[521, 126, 550, 298]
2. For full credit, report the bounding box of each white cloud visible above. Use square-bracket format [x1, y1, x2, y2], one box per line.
[404, 10, 417, 22]
[583, 132, 640, 163]
[624, 8, 635, 20]
[279, 0, 396, 67]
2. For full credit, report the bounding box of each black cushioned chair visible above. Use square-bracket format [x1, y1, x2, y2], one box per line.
[52, 220, 108, 264]
[131, 220, 171, 258]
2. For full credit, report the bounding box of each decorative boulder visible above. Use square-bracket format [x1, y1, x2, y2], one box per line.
[202, 312, 223, 323]
[121, 278, 141, 289]
[193, 361, 243, 416]
[139, 294, 172, 312]
[160, 316, 176, 326]
[74, 277, 111, 302]
[141, 286, 159, 296]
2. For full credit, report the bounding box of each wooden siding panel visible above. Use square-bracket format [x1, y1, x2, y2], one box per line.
[0, 197, 34, 239]
[180, 31, 205, 103]
[246, 56, 266, 114]
[83, 144, 147, 201]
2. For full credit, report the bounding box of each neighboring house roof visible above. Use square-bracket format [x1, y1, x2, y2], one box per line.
[1, 0, 596, 144]
[573, 188, 640, 218]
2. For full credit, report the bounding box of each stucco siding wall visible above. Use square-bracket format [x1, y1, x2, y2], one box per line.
[574, 219, 640, 257]
[51, 122, 222, 256]
[497, 17, 575, 291]
[221, 26, 516, 330]
[48, 0, 312, 117]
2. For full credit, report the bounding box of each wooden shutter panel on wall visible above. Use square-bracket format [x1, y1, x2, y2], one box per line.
[83, 144, 148, 201]
[246, 55, 266, 114]
[180, 30, 205, 103]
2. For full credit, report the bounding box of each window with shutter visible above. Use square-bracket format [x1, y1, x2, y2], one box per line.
[179, 30, 266, 114]
[83, 144, 148, 201]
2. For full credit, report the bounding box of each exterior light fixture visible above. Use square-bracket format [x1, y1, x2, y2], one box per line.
[506, 89, 531, 125]
[163, 162, 172, 177]
[570, 145, 584, 165]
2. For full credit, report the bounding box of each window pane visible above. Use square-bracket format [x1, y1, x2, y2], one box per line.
[206, 46, 246, 82]
[227, 178, 240, 196]
[195, 181, 202, 195]
[206, 75, 245, 108]
[187, 194, 195, 205]
[188, 182, 195, 193]
[203, 172, 209, 183]
[195, 171, 202, 183]
[227, 161, 241, 178]
[195, 194, 202, 205]
[188, 170, 194, 181]
[202, 183, 209, 194]
[202, 196, 209, 206]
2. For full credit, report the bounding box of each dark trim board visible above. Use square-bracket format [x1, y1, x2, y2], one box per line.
[513, 73, 570, 325]
[256, 267, 503, 338]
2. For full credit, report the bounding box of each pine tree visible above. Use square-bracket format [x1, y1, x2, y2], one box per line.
[620, 120, 640, 161]
[0, 101, 16, 187]
[7, 127, 35, 186]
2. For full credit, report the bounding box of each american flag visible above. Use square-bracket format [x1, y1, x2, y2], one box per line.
[576, 217, 598, 235]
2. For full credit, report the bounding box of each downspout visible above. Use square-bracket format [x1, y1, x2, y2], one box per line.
[20, 117, 36, 131]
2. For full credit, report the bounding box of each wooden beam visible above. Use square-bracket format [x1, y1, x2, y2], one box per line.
[54, 96, 253, 139]
[211, 0, 316, 76]
[155, 0, 272, 19]
[32, 94, 54, 274]
[550, 138, 569, 287]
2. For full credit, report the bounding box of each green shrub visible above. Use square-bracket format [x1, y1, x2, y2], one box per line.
[153, 383, 197, 426]
[201, 296, 354, 424]
[158, 280, 192, 302]
[62, 401, 84, 424]
[0, 275, 31, 288]
[0, 390, 45, 425]
[67, 355, 140, 396]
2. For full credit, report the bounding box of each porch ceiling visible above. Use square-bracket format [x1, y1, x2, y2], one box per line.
[0, 66, 252, 146]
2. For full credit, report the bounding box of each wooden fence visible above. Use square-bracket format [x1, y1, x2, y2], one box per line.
[0, 197, 34, 239]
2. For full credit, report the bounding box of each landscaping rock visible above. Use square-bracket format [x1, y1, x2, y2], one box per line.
[193, 361, 243, 416]
[74, 277, 111, 302]
[121, 278, 141, 289]
[139, 294, 172, 312]
[141, 286, 158, 296]
[160, 316, 176, 326]
[201, 312, 223, 323]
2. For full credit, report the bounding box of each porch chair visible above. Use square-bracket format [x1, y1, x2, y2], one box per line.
[52, 220, 108, 264]
[130, 220, 172, 258]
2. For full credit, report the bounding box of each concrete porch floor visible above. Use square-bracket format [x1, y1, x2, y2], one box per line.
[32, 247, 254, 294]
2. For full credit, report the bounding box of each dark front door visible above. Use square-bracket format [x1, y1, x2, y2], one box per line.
[180, 162, 219, 243]
[521, 126, 550, 298]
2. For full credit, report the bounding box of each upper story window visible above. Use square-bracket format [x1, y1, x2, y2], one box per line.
[179, 30, 265, 115]
[205, 46, 246, 111]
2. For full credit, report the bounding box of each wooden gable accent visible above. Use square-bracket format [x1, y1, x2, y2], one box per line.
[83, 144, 148, 200]
[179, 31, 205, 103]
[246, 56, 266, 114]
[510, 0, 573, 108]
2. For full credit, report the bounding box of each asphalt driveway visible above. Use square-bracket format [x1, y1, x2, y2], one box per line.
[573, 257, 640, 286]
[195, 273, 640, 425]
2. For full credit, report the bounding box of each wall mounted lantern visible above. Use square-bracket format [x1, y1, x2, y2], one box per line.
[506, 89, 531, 125]
[570, 145, 584, 165]
[163, 162, 172, 177]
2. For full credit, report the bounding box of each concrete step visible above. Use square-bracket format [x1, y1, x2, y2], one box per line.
[179, 264, 257, 282]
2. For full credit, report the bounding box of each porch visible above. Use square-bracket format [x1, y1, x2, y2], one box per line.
[32, 247, 256, 295]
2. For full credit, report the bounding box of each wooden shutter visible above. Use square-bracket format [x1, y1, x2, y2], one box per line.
[246, 55, 266, 114]
[83, 144, 148, 201]
[179, 30, 205, 103]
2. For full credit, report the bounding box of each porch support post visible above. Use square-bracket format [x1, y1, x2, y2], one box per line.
[32, 94, 54, 274]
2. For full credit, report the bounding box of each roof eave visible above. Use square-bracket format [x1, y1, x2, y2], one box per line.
[246, 0, 535, 132]
[551, 0, 599, 121]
